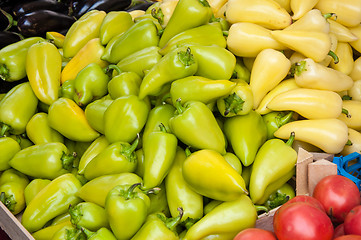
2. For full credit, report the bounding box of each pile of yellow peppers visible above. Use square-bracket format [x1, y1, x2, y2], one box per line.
[0, 0, 361, 239]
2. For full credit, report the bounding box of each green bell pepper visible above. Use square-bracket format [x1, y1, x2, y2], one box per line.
[183, 195, 257, 240]
[9, 142, 76, 180]
[264, 182, 295, 210]
[83, 137, 139, 180]
[158, 0, 213, 48]
[223, 110, 268, 167]
[105, 183, 150, 240]
[24, 178, 51, 205]
[170, 76, 236, 106]
[69, 202, 108, 231]
[138, 46, 198, 99]
[169, 99, 226, 154]
[249, 132, 297, 204]
[26, 112, 64, 145]
[104, 95, 149, 143]
[102, 19, 160, 64]
[76, 172, 142, 207]
[142, 124, 178, 190]
[73, 63, 110, 107]
[159, 24, 226, 55]
[0, 137, 21, 171]
[99, 11, 134, 45]
[130, 208, 183, 240]
[59, 79, 75, 99]
[48, 98, 100, 142]
[115, 46, 162, 79]
[0, 37, 44, 82]
[84, 98, 113, 135]
[263, 111, 294, 139]
[21, 173, 83, 233]
[165, 147, 203, 224]
[0, 82, 38, 136]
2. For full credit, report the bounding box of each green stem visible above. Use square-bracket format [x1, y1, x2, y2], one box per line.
[0, 64, 10, 81]
[223, 92, 245, 116]
[151, 7, 164, 25]
[346, 139, 352, 146]
[323, 12, 337, 20]
[125, 183, 142, 200]
[0, 8, 15, 31]
[158, 123, 167, 133]
[255, 205, 269, 213]
[276, 111, 294, 127]
[165, 207, 184, 232]
[105, 64, 122, 76]
[121, 134, 140, 160]
[174, 98, 185, 115]
[185, 147, 192, 157]
[342, 108, 351, 118]
[328, 50, 339, 64]
[178, 47, 195, 67]
[0, 124, 10, 137]
[143, 187, 161, 195]
[199, 0, 210, 7]
[291, 60, 307, 77]
[286, 132, 295, 146]
[61, 151, 75, 171]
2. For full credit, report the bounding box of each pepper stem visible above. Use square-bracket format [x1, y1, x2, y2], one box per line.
[323, 12, 337, 20]
[199, 0, 210, 7]
[223, 92, 245, 116]
[105, 64, 122, 76]
[158, 123, 167, 133]
[0, 192, 16, 213]
[0, 64, 9, 81]
[68, 204, 82, 226]
[125, 183, 142, 200]
[174, 98, 186, 115]
[185, 147, 192, 157]
[143, 187, 161, 195]
[291, 60, 307, 77]
[276, 111, 293, 127]
[328, 50, 339, 64]
[120, 134, 139, 161]
[342, 108, 351, 118]
[0, 124, 10, 137]
[346, 140, 352, 146]
[177, 47, 195, 67]
[255, 205, 269, 213]
[80, 227, 95, 239]
[151, 8, 164, 25]
[286, 132, 295, 146]
[61, 151, 76, 171]
[163, 207, 184, 232]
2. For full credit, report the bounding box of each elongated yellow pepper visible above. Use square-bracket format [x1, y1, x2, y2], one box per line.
[284, 9, 330, 33]
[341, 128, 361, 156]
[290, 0, 319, 20]
[329, 42, 354, 75]
[348, 80, 361, 101]
[338, 100, 361, 131]
[328, 19, 358, 42]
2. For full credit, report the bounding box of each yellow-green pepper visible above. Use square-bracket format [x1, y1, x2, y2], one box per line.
[0, 137, 21, 171]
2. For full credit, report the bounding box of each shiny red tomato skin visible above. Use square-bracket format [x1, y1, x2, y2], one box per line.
[333, 223, 345, 238]
[283, 195, 325, 212]
[312, 175, 361, 223]
[273, 202, 334, 240]
[334, 235, 361, 240]
[233, 228, 277, 240]
[344, 205, 361, 235]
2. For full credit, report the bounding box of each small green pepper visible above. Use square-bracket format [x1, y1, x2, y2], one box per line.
[24, 178, 51, 205]
[264, 182, 295, 210]
[69, 202, 109, 231]
[82, 227, 117, 240]
[0, 168, 29, 187]
[0, 181, 27, 215]
[31, 220, 73, 240]
[0, 137, 21, 171]
[99, 11, 134, 45]
[84, 98, 113, 135]
[51, 225, 85, 240]
[59, 79, 75, 99]
[108, 71, 142, 99]
[263, 111, 294, 139]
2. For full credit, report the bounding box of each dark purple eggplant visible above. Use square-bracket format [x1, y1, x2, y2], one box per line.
[126, 1, 154, 12]
[17, 10, 75, 37]
[13, 0, 68, 17]
[73, 0, 132, 18]
[0, 31, 23, 49]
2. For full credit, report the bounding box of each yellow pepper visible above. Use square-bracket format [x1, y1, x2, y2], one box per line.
[274, 118, 349, 154]
[46, 32, 65, 48]
[274, 0, 291, 13]
[284, 9, 330, 33]
[350, 56, 361, 81]
[207, 0, 227, 15]
[267, 88, 344, 119]
[255, 78, 299, 115]
[61, 38, 108, 84]
[290, 0, 319, 20]
[328, 19, 358, 42]
[341, 128, 361, 156]
[227, 22, 286, 58]
[225, 0, 292, 29]
[292, 58, 354, 92]
[315, 0, 361, 27]
[329, 42, 354, 75]
[271, 30, 331, 62]
[338, 100, 361, 131]
[348, 80, 361, 101]
[249, 48, 291, 109]
[349, 24, 361, 56]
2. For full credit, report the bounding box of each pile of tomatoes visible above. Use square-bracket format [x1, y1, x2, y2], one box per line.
[234, 174, 361, 240]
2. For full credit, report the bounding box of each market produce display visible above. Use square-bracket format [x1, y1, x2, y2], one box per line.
[0, 0, 361, 239]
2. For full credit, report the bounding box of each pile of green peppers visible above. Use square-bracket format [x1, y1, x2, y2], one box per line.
[0, 0, 300, 239]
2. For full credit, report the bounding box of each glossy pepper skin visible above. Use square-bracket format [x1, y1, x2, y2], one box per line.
[26, 41, 62, 105]
[48, 98, 100, 142]
[26, 112, 64, 145]
[105, 183, 150, 240]
[108, 71, 142, 99]
[169, 100, 226, 154]
[224, 110, 268, 167]
[104, 95, 149, 143]
[63, 10, 106, 58]
[264, 182, 295, 210]
[0, 36, 44, 82]
[0, 82, 38, 136]
[83, 137, 138, 180]
[130, 209, 183, 240]
[73, 63, 110, 107]
[0, 137, 21, 171]
[338, 100, 361, 131]
[69, 202, 108, 231]
[61, 38, 108, 84]
[249, 134, 297, 205]
[139, 46, 198, 99]
[84, 98, 113, 135]
[9, 142, 75, 180]
[290, 0, 320, 20]
[263, 111, 294, 139]
[285, 9, 331, 33]
[165, 147, 203, 223]
[99, 11, 134, 45]
[183, 195, 258, 240]
[115, 46, 162, 79]
[216, 79, 253, 117]
[159, 24, 226, 55]
[102, 19, 160, 64]
[24, 178, 51, 206]
[76, 173, 142, 207]
[170, 76, 236, 106]
[142, 124, 178, 190]
[21, 173, 82, 233]
[183, 149, 248, 201]
[158, 0, 213, 48]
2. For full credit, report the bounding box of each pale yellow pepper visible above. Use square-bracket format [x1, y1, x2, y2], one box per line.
[284, 9, 330, 33]
[328, 19, 358, 42]
[349, 56, 361, 81]
[330, 42, 354, 75]
[341, 128, 361, 156]
[338, 100, 361, 131]
[348, 80, 361, 101]
[290, 0, 319, 20]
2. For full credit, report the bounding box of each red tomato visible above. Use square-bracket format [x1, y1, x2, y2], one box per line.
[333, 223, 345, 238]
[273, 202, 334, 240]
[312, 175, 361, 223]
[283, 195, 325, 212]
[344, 205, 361, 236]
[233, 228, 277, 240]
[334, 235, 361, 240]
